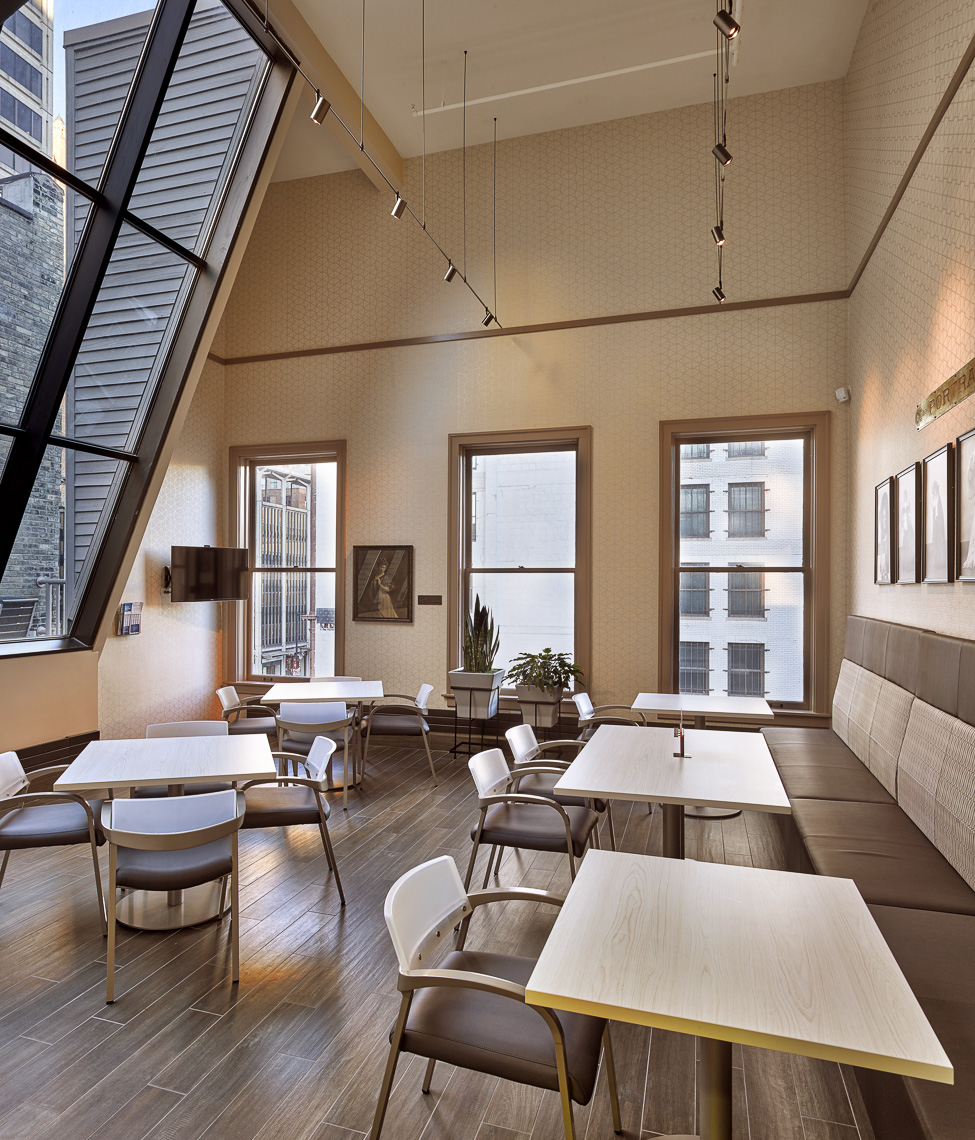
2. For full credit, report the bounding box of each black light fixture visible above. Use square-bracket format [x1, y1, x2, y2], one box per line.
[481, 309, 493, 327]
[711, 224, 725, 246]
[391, 194, 406, 219]
[714, 9, 740, 39]
[712, 285, 726, 303]
[444, 261, 457, 282]
[712, 142, 733, 166]
[310, 92, 330, 124]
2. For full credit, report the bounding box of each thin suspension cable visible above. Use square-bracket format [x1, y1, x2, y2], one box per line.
[360, 0, 365, 148]
[421, 0, 426, 228]
[463, 50, 468, 280]
[493, 116, 497, 318]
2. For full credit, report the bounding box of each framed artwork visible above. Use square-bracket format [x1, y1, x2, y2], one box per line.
[922, 444, 954, 583]
[894, 463, 921, 583]
[956, 427, 975, 580]
[352, 546, 414, 622]
[874, 477, 894, 584]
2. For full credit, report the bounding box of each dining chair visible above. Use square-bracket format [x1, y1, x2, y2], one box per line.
[465, 748, 599, 890]
[101, 789, 245, 1003]
[0, 750, 107, 934]
[240, 736, 345, 905]
[360, 683, 436, 784]
[215, 685, 277, 736]
[275, 702, 358, 810]
[505, 723, 616, 851]
[571, 693, 647, 740]
[136, 720, 232, 797]
[369, 855, 621, 1140]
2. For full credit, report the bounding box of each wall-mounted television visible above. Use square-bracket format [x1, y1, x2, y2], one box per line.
[170, 546, 249, 602]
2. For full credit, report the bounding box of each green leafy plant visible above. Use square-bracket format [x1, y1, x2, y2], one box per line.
[462, 594, 501, 672]
[505, 648, 583, 694]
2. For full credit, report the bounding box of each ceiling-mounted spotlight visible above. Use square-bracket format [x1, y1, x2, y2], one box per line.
[710, 224, 725, 246]
[444, 262, 457, 282]
[310, 92, 330, 124]
[712, 285, 726, 303]
[391, 194, 407, 219]
[712, 142, 733, 166]
[714, 9, 740, 39]
[482, 309, 494, 327]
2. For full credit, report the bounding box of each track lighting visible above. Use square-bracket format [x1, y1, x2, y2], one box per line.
[713, 9, 740, 39]
[712, 142, 733, 166]
[310, 92, 330, 124]
[481, 309, 494, 327]
[711, 224, 725, 246]
[444, 262, 457, 282]
[712, 285, 726, 303]
[391, 194, 406, 219]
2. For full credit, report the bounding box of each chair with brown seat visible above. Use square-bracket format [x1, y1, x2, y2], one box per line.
[0, 750, 106, 934]
[275, 702, 358, 810]
[360, 683, 436, 784]
[216, 685, 277, 736]
[505, 723, 616, 850]
[369, 855, 621, 1140]
[240, 735, 345, 905]
[571, 693, 647, 740]
[465, 747, 599, 890]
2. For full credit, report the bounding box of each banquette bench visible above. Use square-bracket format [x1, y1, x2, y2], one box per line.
[762, 615, 975, 1140]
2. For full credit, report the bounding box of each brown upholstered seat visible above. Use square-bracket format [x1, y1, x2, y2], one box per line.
[115, 836, 232, 891]
[362, 709, 429, 737]
[241, 782, 324, 828]
[763, 728, 894, 803]
[401, 949, 606, 1104]
[474, 802, 597, 858]
[0, 799, 105, 846]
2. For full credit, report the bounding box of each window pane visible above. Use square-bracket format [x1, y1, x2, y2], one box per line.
[253, 461, 336, 569]
[680, 443, 709, 460]
[727, 642, 765, 696]
[469, 571, 574, 678]
[251, 571, 335, 677]
[727, 570, 764, 617]
[728, 482, 765, 537]
[679, 641, 709, 694]
[679, 569, 709, 616]
[727, 441, 765, 458]
[679, 484, 709, 537]
[127, 2, 267, 252]
[470, 450, 575, 568]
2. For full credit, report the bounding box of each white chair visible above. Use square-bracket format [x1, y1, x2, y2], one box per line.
[101, 789, 245, 1002]
[216, 685, 276, 736]
[275, 702, 358, 810]
[360, 683, 436, 784]
[505, 723, 616, 850]
[369, 855, 621, 1140]
[571, 693, 647, 740]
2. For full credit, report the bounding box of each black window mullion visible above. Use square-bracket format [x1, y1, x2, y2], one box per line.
[0, 0, 196, 580]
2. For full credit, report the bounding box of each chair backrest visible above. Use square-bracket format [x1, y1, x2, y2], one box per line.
[415, 683, 434, 710]
[572, 692, 595, 720]
[277, 701, 350, 730]
[384, 855, 472, 973]
[101, 789, 244, 851]
[468, 748, 512, 799]
[505, 722, 540, 766]
[0, 750, 28, 799]
[303, 736, 339, 787]
[216, 685, 240, 713]
[146, 720, 229, 738]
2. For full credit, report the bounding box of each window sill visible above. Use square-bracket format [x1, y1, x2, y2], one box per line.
[0, 636, 90, 660]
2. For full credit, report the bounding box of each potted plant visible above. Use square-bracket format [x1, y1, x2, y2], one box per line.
[448, 595, 505, 719]
[505, 648, 584, 728]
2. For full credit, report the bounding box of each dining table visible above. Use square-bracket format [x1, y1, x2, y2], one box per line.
[525, 850, 953, 1140]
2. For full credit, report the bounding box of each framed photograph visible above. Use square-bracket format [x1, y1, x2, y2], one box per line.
[352, 546, 413, 622]
[922, 444, 954, 583]
[894, 463, 921, 583]
[874, 477, 894, 584]
[956, 427, 975, 580]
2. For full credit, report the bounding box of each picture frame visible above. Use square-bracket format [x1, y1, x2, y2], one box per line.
[352, 546, 414, 623]
[894, 462, 921, 583]
[956, 427, 975, 580]
[874, 477, 894, 585]
[922, 444, 954, 583]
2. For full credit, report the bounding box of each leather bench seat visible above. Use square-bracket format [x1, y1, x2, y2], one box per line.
[791, 798, 975, 915]
[854, 905, 975, 1140]
[763, 727, 894, 803]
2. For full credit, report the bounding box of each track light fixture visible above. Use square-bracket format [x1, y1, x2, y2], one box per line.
[444, 261, 457, 282]
[711, 224, 725, 246]
[310, 92, 330, 124]
[391, 194, 407, 219]
[482, 309, 494, 327]
[713, 9, 740, 39]
[712, 285, 726, 303]
[712, 142, 733, 166]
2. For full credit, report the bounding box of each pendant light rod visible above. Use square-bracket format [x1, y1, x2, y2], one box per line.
[421, 0, 426, 228]
[493, 116, 498, 320]
[360, 0, 366, 148]
[463, 49, 468, 280]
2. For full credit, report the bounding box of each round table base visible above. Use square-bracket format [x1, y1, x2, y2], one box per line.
[684, 805, 742, 820]
[115, 883, 227, 931]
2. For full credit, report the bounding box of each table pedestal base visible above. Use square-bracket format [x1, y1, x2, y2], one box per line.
[684, 805, 742, 820]
[699, 1037, 732, 1139]
[662, 803, 685, 859]
[115, 882, 227, 931]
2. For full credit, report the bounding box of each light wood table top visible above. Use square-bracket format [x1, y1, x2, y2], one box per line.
[632, 692, 773, 726]
[526, 850, 953, 1084]
[54, 734, 276, 792]
[554, 724, 791, 816]
[263, 680, 384, 704]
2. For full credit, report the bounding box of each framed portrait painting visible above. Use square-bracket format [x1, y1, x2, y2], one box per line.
[352, 546, 413, 623]
[922, 444, 954, 583]
[956, 427, 975, 580]
[894, 463, 921, 583]
[875, 478, 894, 584]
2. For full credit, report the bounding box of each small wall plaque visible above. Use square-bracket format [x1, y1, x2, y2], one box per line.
[916, 355, 975, 430]
[417, 595, 442, 606]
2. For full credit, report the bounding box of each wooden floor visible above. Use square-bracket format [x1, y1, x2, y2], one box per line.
[0, 742, 879, 1140]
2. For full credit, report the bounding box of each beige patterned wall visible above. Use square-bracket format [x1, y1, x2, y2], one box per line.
[847, 0, 975, 637]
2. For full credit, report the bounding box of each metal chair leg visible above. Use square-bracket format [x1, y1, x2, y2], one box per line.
[464, 813, 487, 890]
[369, 992, 412, 1140]
[87, 826, 107, 935]
[231, 833, 239, 984]
[421, 1057, 436, 1093]
[481, 844, 498, 889]
[106, 846, 117, 1003]
[603, 1024, 623, 1133]
[0, 848, 10, 889]
[605, 803, 617, 851]
[421, 731, 437, 786]
[555, 1041, 576, 1140]
[319, 808, 346, 906]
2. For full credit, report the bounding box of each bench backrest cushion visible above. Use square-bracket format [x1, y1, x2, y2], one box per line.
[833, 657, 911, 797]
[866, 679, 913, 796]
[831, 658, 860, 747]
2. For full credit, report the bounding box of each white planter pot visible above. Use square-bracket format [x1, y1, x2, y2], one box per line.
[515, 685, 564, 728]
[449, 669, 505, 720]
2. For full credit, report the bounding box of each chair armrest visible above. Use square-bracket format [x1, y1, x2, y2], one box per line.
[466, 886, 565, 909]
[240, 774, 318, 791]
[26, 764, 70, 784]
[480, 791, 573, 826]
[400, 967, 526, 1001]
[364, 703, 422, 717]
[534, 739, 586, 754]
[271, 749, 308, 777]
[2, 789, 99, 825]
[381, 693, 419, 704]
[511, 761, 574, 776]
[591, 703, 642, 716]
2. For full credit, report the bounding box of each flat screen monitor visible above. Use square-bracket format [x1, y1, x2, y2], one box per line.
[170, 546, 249, 602]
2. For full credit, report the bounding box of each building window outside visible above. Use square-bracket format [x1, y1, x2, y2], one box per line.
[679, 641, 710, 694]
[679, 565, 709, 616]
[680, 484, 710, 537]
[680, 443, 709, 460]
[727, 642, 766, 696]
[0, 89, 41, 141]
[728, 481, 765, 537]
[727, 441, 765, 458]
[1, 43, 42, 99]
[727, 569, 765, 617]
[2, 10, 43, 56]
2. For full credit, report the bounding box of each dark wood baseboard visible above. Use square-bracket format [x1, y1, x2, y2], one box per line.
[19, 730, 99, 774]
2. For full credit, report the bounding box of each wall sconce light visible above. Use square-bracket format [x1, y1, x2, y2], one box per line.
[391, 194, 407, 219]
[712, 285, 726, 303]
[714, 9, 740, 39]
[310, 92, 330, 124]
[444, 261, 457, 282]
[711, 224, 725, 246]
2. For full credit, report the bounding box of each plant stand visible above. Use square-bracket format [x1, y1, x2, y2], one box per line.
[450, 704, 501, 755]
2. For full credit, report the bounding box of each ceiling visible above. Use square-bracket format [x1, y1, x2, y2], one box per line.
[272, 0, 869, 183]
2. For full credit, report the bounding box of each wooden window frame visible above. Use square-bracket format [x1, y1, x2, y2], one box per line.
[658, 411, 830, 713]
[447, 426, 592, 692]
[229, 440, 346, 683]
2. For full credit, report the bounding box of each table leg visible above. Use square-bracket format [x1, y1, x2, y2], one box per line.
[698, 1037, 733, 1140]
[662, 803, 684, 859]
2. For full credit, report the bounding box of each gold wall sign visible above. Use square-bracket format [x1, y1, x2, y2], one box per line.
[916, 355, 975, 429]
